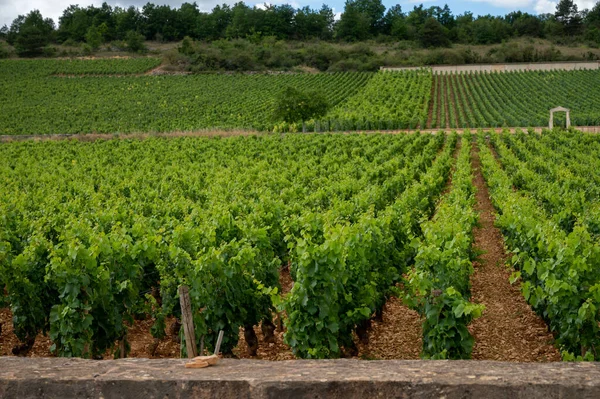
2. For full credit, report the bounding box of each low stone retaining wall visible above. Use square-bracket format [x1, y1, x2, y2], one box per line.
[1, 357, 600, 398]
[382, 61, 600, 74]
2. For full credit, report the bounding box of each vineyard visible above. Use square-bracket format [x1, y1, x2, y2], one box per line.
[0, 59, 373, 134]
[2, 59, 600, 135]
[428, 70, 600, 129]
[2, 55, 600, 363]
[1, 129, 599, 362]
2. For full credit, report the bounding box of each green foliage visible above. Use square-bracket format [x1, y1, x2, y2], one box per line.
[13, 10, 55, 57]
[0, 60, 371, 134]
[178, 36, 196, 56]
[433, 69, 600, 129]
[325, 70, 432, 130]
[405, 134, 483, 359]
[273, 86, 329, 124]
[1, 133, 454, 359]
[0, 41, 11, 58]
[283, 132, 452, 358]
[477, 130, 600, 360]
[555, 0, 583, 36]
[85, 25, 103, 51]
[336, 2, 373, 41]
[125, 30, 146, 53]
[419, 18, 450, 48]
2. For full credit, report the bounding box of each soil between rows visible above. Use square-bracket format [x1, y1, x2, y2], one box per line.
[467, 142, 560, 362]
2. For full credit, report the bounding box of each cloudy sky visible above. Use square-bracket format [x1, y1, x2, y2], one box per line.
[0, 0, 598, 28]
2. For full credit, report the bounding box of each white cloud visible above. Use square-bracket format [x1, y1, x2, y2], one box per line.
[466, 0, 596, 13]
[533, 0, 556, 13]
[467, 0, 534, 9]
[332, 7, 341, 21]
[533, 0, 596, 14]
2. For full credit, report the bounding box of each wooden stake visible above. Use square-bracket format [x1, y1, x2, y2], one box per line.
[178, 285, 197, 358]
[119, 337, 126, 359]
[214, 330, 224, 355]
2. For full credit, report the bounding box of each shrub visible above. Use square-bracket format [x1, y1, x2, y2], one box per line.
[0, 41, 11, 58]
[273, 86, 329, 124]
[125, 31, 146, 53]
[85, 26, 103, 51]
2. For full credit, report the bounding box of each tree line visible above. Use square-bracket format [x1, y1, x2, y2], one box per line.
[1, 0, 600, 56]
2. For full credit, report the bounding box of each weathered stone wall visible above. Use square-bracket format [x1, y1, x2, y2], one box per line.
[381, 61, 600, 74]
[1, 357, 600, 399]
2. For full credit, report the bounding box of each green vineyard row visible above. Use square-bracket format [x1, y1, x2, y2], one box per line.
[478, 130, 600, 360]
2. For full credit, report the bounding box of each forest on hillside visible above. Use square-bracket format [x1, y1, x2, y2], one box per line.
[1, 0, 599, 70]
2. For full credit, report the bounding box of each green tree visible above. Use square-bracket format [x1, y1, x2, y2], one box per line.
[295, 7, 324, 39]
[587, 2, 600, 28]
[406, 5, 430, 38]
[125, 30, 146, 53]
[352, 0, 386, 35]
[273, 86, 329, 124]
[472, 16, 511, 44]
[336, 1, 372, 41]
[179, 2, 201, 38]
[510, 12, 544, 37]
[57, 5, 89, 42]
[454, 12, 474, 43]
[381, 5, 405, 36]
[12, 10, 55, 56]
[113, 6, 142, 40]
[555, 0, 582, 36]
[85, 25, 103, 51]
[226, 2, 255, 38]
[419, 17, 450, 48]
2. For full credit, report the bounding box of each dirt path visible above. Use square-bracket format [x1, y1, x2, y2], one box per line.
[468, 143, 561, 362]
[356, 297, 422, 359]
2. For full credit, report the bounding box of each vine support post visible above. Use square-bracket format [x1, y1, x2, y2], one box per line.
[178, 285, 198, 358]
[119, 337, 126, 359]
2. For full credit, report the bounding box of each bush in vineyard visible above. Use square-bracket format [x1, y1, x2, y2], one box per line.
[273, 86, 329, 125]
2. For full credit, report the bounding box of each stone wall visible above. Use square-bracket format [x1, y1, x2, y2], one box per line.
[1, 357, 600, 398]
[381, 61, 600, 74]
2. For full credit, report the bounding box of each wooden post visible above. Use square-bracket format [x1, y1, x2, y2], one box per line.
[178, 285, 197, 358]
[119, 336, 127, 358]
[214, 330, 225, 355]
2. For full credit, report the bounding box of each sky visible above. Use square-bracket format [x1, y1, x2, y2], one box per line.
[0, 0, 598, 29]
